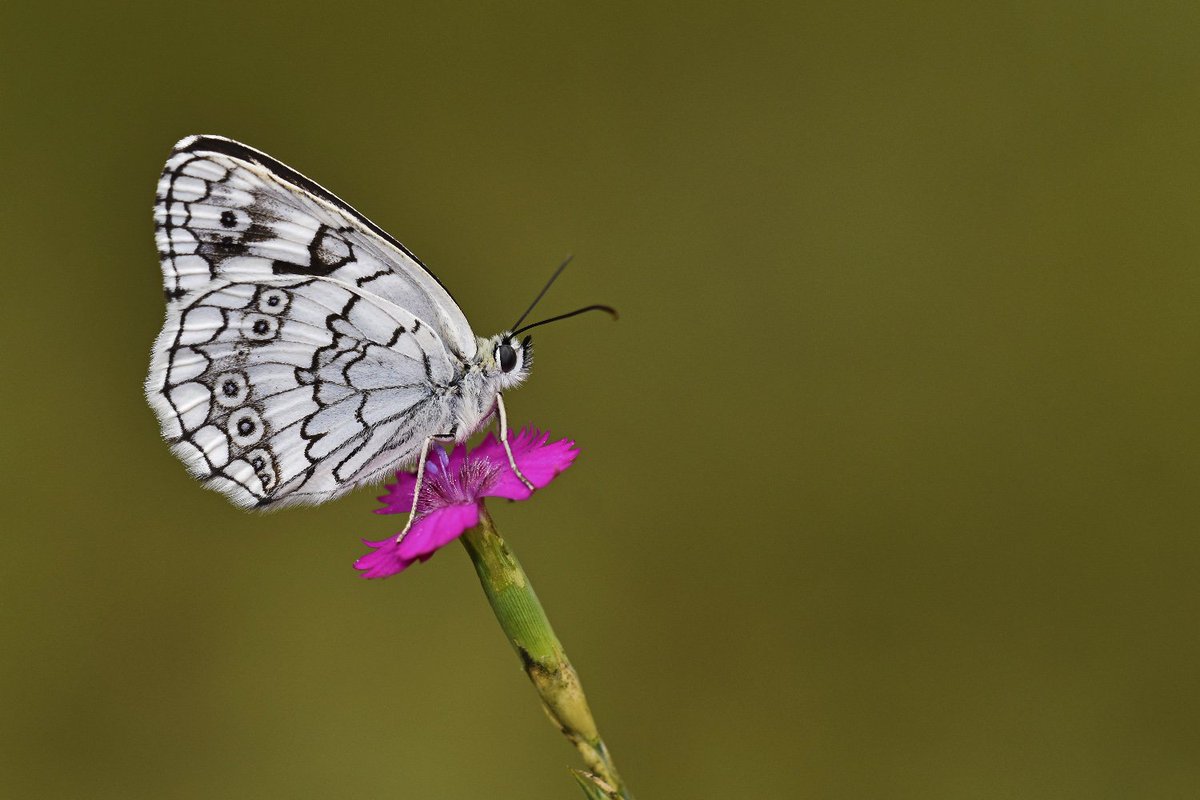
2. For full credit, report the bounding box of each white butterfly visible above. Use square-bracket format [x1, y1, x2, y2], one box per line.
[146, 135, 605, 515]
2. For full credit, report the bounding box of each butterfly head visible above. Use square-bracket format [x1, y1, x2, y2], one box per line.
[481, 332, 533, 390]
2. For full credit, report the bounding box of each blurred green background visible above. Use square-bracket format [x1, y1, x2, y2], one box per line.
[3, 2, 1199, 797]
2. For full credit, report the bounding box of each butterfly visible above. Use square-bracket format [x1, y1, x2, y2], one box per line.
[145, 135, 611, 516]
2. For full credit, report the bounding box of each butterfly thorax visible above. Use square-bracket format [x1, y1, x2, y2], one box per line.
[448, 332, 532, 439]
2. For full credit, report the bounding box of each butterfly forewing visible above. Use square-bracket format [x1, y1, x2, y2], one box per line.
[154, 135, 477, 358]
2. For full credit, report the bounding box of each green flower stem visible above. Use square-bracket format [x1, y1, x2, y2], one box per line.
[460, 505, 633, 800]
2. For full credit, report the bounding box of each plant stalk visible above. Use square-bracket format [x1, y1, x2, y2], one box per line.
[460, 505, 633, 799]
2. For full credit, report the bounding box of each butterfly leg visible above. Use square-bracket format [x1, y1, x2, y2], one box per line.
[496, 392, 535, 492]
[395, 431, 457, 543]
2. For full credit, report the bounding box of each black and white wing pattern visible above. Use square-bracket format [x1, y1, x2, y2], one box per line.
[146, 136, 473, 508]
[154, 135, 476, 358]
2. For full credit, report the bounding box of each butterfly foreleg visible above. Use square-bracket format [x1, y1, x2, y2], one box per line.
[395, 431, 459, 543]
[496, 392, 535, 492]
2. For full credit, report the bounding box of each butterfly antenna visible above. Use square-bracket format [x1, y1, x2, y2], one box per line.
[511, 254, 574, 331]
[512, 304, 619, 336]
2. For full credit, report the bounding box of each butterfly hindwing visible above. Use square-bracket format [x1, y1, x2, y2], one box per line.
[147, 276, 459, 508]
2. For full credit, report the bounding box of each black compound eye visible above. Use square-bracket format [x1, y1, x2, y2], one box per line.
[497, 344, 517, 373]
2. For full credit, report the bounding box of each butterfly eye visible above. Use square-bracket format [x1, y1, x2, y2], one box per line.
[497, 343, 517, 373]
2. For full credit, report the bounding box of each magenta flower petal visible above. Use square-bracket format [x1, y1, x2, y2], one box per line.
[354, 537, 428, 579]
[396, 503, 481, 560]
[374, 444, 471, 515]
[356, 504, 481, 578]
[358, 428, 577, 578]
[375, 471, 419, 515]
[473, 429, 579, 500]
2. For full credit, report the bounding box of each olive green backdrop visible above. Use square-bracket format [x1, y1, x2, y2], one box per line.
[3, 2, 1198, 798]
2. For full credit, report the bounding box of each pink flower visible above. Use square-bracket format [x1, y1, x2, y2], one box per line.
[355, 429, 579, 578]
